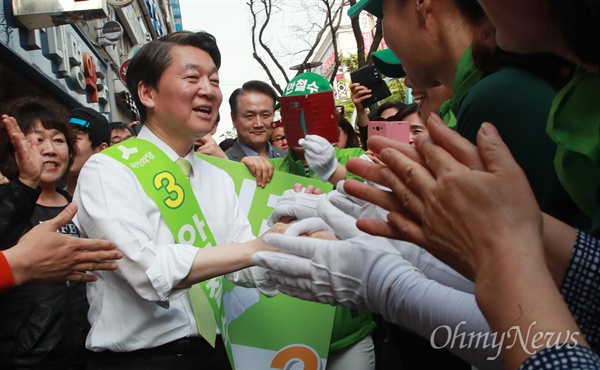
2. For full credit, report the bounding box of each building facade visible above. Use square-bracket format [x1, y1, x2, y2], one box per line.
[0, 0, 181, 122]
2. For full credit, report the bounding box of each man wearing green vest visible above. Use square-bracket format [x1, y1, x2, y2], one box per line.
[73, 31, 280, 370]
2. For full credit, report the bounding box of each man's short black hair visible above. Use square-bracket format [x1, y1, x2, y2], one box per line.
[229, 80, 278, 116]
[127, 31, 221, 123]
[110, 121, 135, 137]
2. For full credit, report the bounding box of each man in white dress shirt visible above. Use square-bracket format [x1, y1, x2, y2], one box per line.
[74, 31, 279, 370]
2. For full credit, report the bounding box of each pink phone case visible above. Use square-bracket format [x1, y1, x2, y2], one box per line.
[368, 121, 410, 143]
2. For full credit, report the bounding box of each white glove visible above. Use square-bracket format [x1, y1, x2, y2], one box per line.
[327, 180, 389, 221]
[319, 192, 473, 291]
[315, 195, 421, 268]
[299, 134, 337, 182]
[284, 217, 333, 237]
[253, 197, 421, 312]
[267, 189, 325, 226]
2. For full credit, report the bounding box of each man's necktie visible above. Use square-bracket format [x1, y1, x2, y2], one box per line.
[175, 157, 192, 180]
[174, 157, 217, 347]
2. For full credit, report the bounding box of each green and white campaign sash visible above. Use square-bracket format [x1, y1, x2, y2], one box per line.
[102, 138, 224, 338]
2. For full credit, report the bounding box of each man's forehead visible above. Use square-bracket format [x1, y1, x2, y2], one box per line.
[181, 62, 218, 74]
[169, 45, 218, 70]
[72, 126, 89, 135]
[239, 90, 274, 104]
[241, 107, 273, 114]
[112, 128, 131, 136]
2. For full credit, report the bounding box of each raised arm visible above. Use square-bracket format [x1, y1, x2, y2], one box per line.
[3, 203, 121, 287]
[344, 118, 587, 369]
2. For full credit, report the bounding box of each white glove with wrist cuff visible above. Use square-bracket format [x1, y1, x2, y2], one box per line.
[253, 195, 422, 313]
[299, 134, 337, 182]
[327, 180, 389, 221]
[267, 189, 325, 226]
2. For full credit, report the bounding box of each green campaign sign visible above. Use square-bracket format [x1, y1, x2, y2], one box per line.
[197, 154, 335, 370]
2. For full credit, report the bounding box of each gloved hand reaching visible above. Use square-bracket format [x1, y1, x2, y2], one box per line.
[319, 193, 474, 292]
[253, 196, 421, 313]
[284, 217, 334, 237]
[299, 134, 337, 182]
[327, 180, 389, 221]
[267, 188, 325, 226]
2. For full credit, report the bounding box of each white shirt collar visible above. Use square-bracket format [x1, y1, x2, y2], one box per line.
[137, 126, 195, 176]
[238, 140, 277, 158]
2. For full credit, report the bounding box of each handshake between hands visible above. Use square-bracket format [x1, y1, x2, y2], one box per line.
[253, 181, 423, 314]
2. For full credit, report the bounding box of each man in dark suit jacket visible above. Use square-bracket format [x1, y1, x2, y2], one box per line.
[226, 80, 287, 161]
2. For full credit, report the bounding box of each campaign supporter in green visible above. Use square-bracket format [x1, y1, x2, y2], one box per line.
[270, 72, 376, 368]
[457, 65, 589, 229]
[546, 68, 600, 235]
[373, 34, 589, 231]
[256, 0, 600, 369]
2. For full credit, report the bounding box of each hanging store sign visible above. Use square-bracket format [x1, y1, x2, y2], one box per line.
[101, 21, 124, 41]
[119, 58, 131, 84]
[171, 0, 183, 31]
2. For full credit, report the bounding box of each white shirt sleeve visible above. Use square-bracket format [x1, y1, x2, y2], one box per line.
[223, 175, 278, 297]
[74, 154, 198, 302]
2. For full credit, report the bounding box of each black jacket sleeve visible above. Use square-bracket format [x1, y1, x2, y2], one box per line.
[0, 179, 40, 250]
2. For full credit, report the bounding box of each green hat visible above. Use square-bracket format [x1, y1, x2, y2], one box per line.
[348, 0, 382, 19]
[373, 49, 406, 78]
[280, 72, 338, 147]
[283, 72, 332, 96]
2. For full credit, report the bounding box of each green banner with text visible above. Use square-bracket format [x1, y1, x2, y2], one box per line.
[197, 154, 335, 370]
